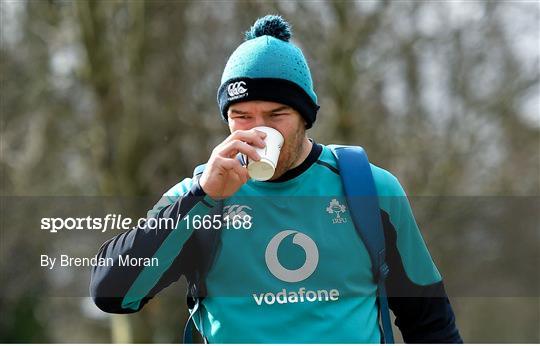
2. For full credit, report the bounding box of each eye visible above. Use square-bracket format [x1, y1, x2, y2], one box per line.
[233, 115, 250, 120]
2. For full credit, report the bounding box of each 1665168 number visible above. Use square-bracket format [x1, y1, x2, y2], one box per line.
[183, 214, 252, 230]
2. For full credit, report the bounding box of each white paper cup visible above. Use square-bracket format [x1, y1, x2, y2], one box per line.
[244, 126, 284, 181]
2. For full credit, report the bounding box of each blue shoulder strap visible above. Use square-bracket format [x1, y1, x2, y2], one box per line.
[193, 163, 206, 177]
[328, 145, 395, 344]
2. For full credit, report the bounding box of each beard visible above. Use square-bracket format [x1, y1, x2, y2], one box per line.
[270, 125, 306, 180]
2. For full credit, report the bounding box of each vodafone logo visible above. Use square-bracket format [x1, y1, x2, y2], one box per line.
[227, 81, 248, 97]
[265, 230, 319, 283]
[254, 230, 340, 306]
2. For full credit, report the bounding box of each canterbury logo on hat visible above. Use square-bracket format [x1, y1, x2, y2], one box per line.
[227, 81, 248, 100]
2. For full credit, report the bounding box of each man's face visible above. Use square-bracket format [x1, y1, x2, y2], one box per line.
[228, 100, 307, 180]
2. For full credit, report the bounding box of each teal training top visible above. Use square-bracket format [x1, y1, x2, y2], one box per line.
[90, 141, 461, 343]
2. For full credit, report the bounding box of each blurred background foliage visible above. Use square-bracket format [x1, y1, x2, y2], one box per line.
[0, 0, 539, 343]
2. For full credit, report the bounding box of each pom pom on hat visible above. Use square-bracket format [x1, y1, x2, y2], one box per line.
[244, 14, 292, 42]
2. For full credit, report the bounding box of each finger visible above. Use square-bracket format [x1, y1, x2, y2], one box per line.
[230, 168, 246, 185]
[237, 163, 250, 183]
[229, 159, 249, 184]
[218, 140, 261, 161]
[215, 157, 249, 184]
[225, 129, 267, 148]
[215, 156, 248, 175]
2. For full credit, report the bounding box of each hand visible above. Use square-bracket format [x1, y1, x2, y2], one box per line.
[199, 129, 266, 199]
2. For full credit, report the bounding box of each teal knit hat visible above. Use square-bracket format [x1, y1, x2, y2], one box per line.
[217, 15, 319, 129]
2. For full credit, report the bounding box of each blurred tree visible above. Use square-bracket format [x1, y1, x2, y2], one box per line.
[1, 0, 538, 342]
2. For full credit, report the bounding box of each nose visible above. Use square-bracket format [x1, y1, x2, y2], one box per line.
[252, 114, 268, 128]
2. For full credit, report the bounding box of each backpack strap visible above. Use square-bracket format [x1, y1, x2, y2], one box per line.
[183, 295, 199, 344]
[328, 145, 395, 344]
[193, 163, 207, 177]
[182, 163, 223, 344]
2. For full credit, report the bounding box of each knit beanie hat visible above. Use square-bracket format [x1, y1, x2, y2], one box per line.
[217, 15, 320, 129]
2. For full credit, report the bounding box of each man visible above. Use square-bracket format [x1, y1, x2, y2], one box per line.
[90, 15, 462, 343]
